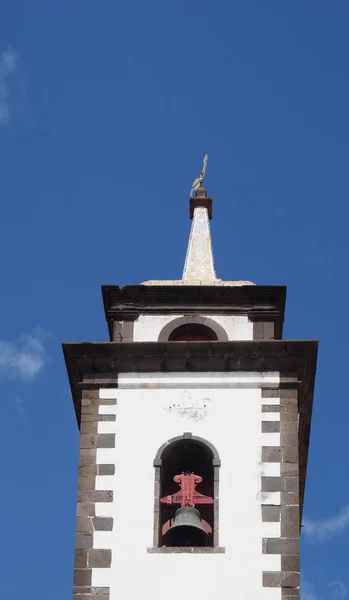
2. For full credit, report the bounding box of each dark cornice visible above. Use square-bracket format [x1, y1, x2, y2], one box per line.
[102, 285, 287, 340]
[63, 339, 315, 422]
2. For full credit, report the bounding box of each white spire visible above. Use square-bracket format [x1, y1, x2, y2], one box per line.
[182, 187, 216, 282]
[142, 165, 255, 287]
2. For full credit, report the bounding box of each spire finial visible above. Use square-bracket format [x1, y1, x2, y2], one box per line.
[190, 154, 208, 198]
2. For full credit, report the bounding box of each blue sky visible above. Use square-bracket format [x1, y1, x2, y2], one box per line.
[1, 1, 348, 598]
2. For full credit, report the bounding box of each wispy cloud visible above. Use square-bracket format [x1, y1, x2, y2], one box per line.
[0, 46, 19, 124]
[0, 329, 48, 381]
[14, 395, 25, 418]
[303, 505, 349, 542]
[329, 581, 348, 600]
[303, 582, 318, 600]
[302, 580, 348, 600]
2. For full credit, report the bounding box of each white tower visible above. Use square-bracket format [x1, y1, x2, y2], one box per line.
[64, 180, 317, 600]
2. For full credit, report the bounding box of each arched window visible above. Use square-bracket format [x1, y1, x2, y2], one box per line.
[152, 434, 221, 551]
[168, 323, 218, 342]
[157, 316, 229, 343]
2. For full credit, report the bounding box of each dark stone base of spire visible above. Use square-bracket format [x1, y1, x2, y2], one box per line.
[190, 187, 212, 219]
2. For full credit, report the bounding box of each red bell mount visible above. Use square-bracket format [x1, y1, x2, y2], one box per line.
[160, 472, 213, 536]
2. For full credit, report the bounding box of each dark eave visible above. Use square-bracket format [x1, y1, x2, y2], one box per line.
[101, 285, 287, 340]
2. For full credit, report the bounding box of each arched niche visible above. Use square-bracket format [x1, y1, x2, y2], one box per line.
[158, 316, 229, 342]
[152, 433, 221, 549]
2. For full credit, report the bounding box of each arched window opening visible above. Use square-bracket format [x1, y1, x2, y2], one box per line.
[153, 436, 220, 548]
[168, 323, 218, 342]
[158, 316, 229, 343]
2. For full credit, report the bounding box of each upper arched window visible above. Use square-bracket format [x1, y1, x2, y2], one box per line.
[168, 323, 218, 342]
[158, 316, 229, 343]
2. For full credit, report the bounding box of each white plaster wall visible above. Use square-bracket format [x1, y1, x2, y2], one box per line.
[133, 313, 253, 342]
[93, 372, 281, 600]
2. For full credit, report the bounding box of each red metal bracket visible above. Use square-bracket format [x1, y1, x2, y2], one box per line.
[160, 472, 214, 507]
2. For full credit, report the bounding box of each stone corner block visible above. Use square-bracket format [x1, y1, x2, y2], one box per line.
[87, 549, 112, 568]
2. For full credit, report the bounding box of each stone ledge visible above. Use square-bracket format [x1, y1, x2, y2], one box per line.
[147, 546, 225, 554]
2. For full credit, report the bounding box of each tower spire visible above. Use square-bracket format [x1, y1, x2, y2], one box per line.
[142, 156, 254, 287]
[182, 184, 216, 282]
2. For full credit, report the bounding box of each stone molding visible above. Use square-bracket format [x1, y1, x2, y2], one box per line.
[148, 547, 225, 554]
[117, 371, 279, 390]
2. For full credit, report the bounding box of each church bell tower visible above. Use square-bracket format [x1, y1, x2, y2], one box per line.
[63, 160, 317, 600]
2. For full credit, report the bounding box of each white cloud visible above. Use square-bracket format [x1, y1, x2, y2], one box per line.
[0, 46, 19, 124]
[0, 329, 48, 381]
[329, 581, 348, 600]
[14, 395, 25, 418]
[302, 582, 318, 600]
[303, 505, 349, 542]
[301, 580, 348, 600]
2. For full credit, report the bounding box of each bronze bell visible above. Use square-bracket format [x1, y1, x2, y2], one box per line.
[164, 506, 209, 547]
